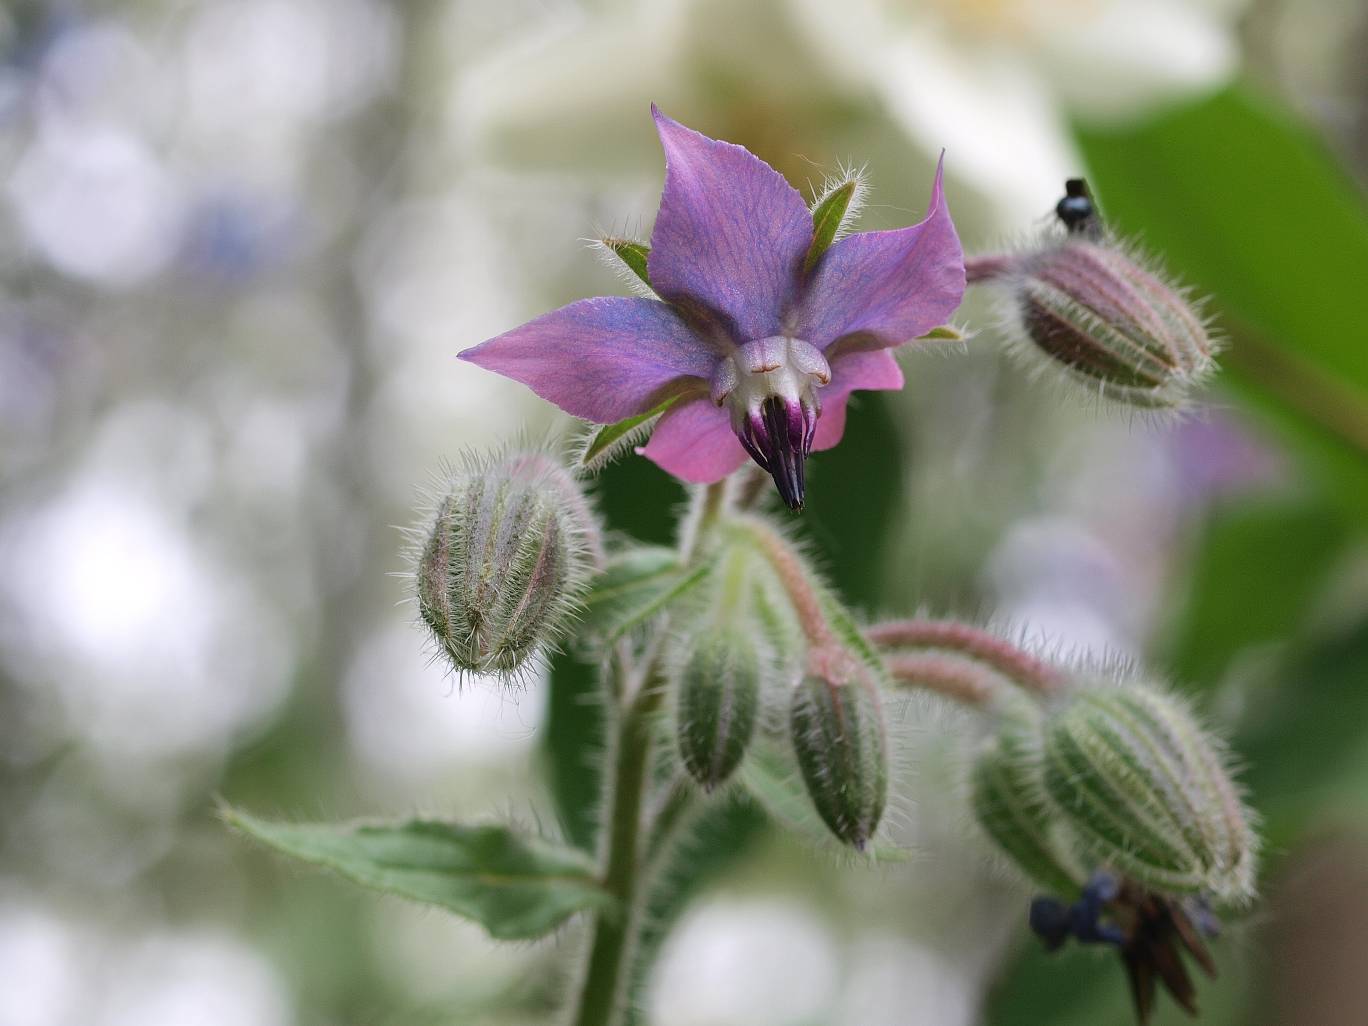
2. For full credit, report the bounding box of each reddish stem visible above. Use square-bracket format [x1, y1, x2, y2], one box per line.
[866, 619, 1062, 696]
[885, 652, 1000, 706]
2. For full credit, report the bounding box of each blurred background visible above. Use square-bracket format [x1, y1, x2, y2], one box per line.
[2, 0, 1367, 1023]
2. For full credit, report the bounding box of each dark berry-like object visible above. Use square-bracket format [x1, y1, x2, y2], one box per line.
[1055, 178, 1100, 237]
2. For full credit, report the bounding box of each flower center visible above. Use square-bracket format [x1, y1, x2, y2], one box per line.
[710, 336, 831, 510]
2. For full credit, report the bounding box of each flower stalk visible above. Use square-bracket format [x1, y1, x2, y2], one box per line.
[868, 618, 1063, 697]
[570, 481, 727, 1026]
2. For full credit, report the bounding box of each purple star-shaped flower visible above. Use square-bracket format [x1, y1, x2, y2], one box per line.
[460, 106, 965, 509]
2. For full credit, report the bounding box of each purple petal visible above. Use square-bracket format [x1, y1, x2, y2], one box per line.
[639, 398, 748, 483]
[799, 157, 965, 352]
[460, 296, 715, 423]
[647, 106, 814, 343]
[813, 349, 904, 451]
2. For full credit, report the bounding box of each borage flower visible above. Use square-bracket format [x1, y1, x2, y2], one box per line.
[460, 106, 964, 510]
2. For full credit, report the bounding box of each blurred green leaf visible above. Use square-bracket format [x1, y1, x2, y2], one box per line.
[1239, 615, 1368, 845]
[798, 391, 905, 608]
[224, 810, 615, 940]
[581, 546, 712, 641]
[1164, 499, 1349, 689]
[739, 744, 907, 860]
[1076, 86, 1368, 512]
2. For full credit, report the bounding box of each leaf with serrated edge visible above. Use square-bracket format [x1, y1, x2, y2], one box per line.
[224, 810, 616, 940]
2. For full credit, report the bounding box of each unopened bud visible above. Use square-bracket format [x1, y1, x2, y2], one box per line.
[675, 627, 762, 791]
[414, 451, 599, 679]
[1042, 684, 1257, 903]
[1009, 236, 1215, 409]
[790, 667, 888, 849]
[971, 702, 1081, 896]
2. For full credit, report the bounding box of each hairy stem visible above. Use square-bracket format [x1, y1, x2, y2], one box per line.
[570, 681, 663, 1026]
[867, 619, 1063, 696]
[885, 651, 1001, 705]
[570, 480, 727, 1026]
[965, 253, 1016, 284]
[735, 516, 835, 649]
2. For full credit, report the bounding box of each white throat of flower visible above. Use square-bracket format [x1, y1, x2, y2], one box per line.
[709, 336, 831, 510]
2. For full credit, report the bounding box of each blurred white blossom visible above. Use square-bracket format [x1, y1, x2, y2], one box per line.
[459, 0, 1245, 223]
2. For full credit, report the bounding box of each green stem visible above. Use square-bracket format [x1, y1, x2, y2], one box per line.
[570, 684, 662, 1026]
[570, 480, 727, 1026]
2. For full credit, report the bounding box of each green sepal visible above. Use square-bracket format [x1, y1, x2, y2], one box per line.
[804, 180, 858, 274]
[580, 395, 682, 472]
[602, 238, 652, 288]
[581, 546, 713, 642]
[224, 809, 617, 940]
[917, 324, 968, 342]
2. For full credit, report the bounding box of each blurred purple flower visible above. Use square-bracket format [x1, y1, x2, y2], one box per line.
[460, 106, 964, 509]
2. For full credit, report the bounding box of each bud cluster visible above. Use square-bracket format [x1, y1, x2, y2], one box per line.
[970, 678, 1256, 905]
[965, 676, 1256, 1022]
[663, 517, 890, 849]
[413, 450, 600, 680]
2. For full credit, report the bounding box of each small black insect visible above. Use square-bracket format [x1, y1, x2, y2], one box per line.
[1055, 178, 1101, 237]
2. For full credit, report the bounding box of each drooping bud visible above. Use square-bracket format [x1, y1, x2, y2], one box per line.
[670, 541, 784, 790]
[414, 451, 599, 679]
[971, 701, 1082, 896]
[1008, 237, 1216, 409]
[674, 627, 762, 791]
[789, 668, 888, 849]
[711, 336, 830, 511]
[1041, 683, 1257, 903]
[994, 181, 1216, 409]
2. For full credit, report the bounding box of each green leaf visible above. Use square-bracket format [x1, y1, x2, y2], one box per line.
[602, 238, 652, 288]
[1164, 499, 1349, 690]
[1075, 86, 1368, 514]
[805, 179, 858, 274]
[581, 546, 713, 641]
[580, 396, 682, 472]
[224, 809, 616, 940]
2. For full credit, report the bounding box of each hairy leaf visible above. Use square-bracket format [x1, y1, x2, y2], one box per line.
[225, 810, 615, 940]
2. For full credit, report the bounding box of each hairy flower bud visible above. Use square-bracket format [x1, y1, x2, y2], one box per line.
[414, 451, 598, 679]
[790, 668, 888, 849]
[971, 702, 1081, 896]
[1008, 237, 1215, 409]
[1042, 684, 1257, 903]
[674, 627, 762, 791]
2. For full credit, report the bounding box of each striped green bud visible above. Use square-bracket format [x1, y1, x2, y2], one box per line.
[414, 451, 599, 680]
[1010, 237, 1216, 409]
[1042, 684, 1257, 903]
[971, 701, 1081, 896]
[790, 668, 888, 850]
[675, 627, 761, 791]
